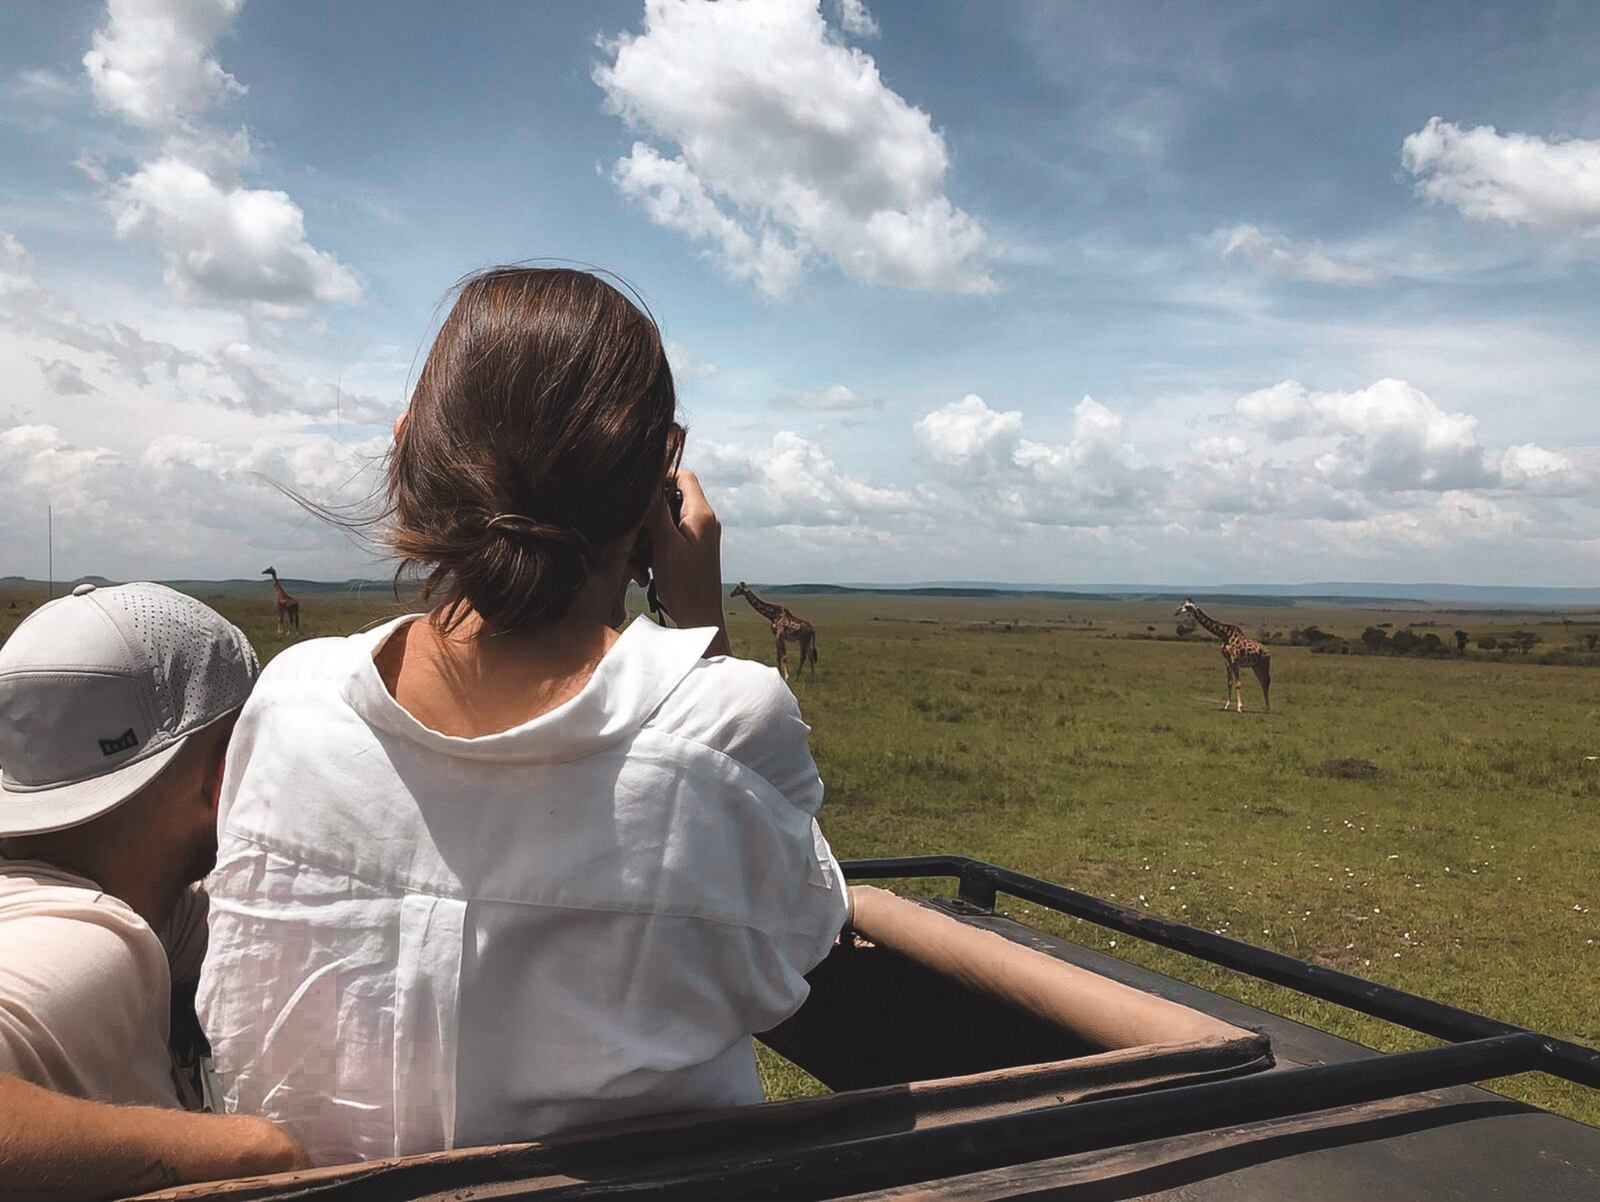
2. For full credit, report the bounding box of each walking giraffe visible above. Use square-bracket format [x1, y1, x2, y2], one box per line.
[262, 566, 301, 637]
[1175, 598, 1270, 712]
[730, 583, 818, 680]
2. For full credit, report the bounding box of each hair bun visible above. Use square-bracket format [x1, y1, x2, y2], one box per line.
[484, 513, 594, 559]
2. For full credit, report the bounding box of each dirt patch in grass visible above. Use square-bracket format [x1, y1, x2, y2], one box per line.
[1317, 756, 1381, 780]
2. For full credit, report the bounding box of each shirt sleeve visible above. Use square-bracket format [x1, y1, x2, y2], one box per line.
[690, 661, 851, 964]
[676, 658, 827, 814]
[651, 657, 850, 983]
[0, 908, 171, 1102]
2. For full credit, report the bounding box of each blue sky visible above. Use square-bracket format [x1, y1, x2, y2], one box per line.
[2, 0, 1597, 585]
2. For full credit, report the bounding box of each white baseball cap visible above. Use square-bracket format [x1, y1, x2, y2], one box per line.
[0, 582, 259, 836]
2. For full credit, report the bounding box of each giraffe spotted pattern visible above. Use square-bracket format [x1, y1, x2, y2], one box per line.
[731, 582, 818, 680]
[1176, 598, 1270, 713]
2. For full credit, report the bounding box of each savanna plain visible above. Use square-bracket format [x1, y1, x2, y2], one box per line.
[2, 583, 1598, 1123]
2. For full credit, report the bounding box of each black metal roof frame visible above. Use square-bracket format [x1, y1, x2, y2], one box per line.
[845, 855, 1600, 1087]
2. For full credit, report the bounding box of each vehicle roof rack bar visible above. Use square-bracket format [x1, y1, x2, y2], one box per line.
[842, 856, 1600, 1090]
[536, 1033, 1546, 1201]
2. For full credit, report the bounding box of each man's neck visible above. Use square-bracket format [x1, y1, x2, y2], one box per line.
[4, 839, 185, 931]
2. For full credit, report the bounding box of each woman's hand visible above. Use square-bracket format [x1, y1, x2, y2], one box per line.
[647, 469, 732, 657]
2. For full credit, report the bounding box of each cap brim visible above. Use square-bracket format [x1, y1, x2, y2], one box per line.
[0, 738, 186, 837]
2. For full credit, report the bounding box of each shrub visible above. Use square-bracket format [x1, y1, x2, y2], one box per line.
[1360, 626, 1389, 653]
[1509, 630, 1542, 655]
[1478, 636, 1498, 651]
[1292, 625, 1336, 646]
[1389, 629, 1422, 654]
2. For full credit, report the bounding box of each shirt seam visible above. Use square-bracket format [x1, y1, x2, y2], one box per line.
[214, 827, 837, 941]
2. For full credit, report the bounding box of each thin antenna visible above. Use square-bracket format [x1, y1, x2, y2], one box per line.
[46, 505, 53, 601]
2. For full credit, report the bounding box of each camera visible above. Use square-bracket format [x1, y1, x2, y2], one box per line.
[630, 482, 684, 578]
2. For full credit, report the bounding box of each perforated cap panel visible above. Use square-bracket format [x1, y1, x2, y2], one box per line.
[112, 583, 260, 735]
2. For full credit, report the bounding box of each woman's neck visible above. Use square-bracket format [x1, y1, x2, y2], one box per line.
[376, 566, 627, 738]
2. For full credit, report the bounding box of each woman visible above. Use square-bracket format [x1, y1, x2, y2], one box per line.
[197, 268, 851, 1165]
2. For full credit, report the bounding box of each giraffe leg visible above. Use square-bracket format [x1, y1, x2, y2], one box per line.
[774, 635, 789, 680]
[800, 632, 816, 677]
[1254, 660, 1271, 712]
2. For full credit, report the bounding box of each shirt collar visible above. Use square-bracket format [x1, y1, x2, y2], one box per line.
[340, 615, 716, 763]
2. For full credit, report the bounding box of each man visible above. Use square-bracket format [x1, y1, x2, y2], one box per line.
[0, 582, 307, 1198]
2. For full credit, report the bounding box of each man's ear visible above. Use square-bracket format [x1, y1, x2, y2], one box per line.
[201, 720, 238, 814]
[202, 748, 228, 815]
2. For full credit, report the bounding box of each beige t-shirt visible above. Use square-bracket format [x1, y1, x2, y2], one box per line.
[0, 859, 207, 1108]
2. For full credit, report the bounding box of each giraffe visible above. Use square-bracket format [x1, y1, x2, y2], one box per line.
[1174, 598, 1270, 713]
[262, 566, 301, 637]
[730, 583, 818, 680]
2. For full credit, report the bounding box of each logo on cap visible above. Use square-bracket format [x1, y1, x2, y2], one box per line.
[97, 728, 138, 756]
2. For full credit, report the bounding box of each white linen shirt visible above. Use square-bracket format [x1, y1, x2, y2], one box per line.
[197, 615, 849, 1165]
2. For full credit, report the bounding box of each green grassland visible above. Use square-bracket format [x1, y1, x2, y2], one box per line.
[4, 583, 1599, 1122]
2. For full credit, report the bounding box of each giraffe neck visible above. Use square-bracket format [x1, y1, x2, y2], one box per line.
[1189, 606, 1240, 642]
[740, 590, 785, 623]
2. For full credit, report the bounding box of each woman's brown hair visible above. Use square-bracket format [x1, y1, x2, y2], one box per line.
[387, 266, 681, 635]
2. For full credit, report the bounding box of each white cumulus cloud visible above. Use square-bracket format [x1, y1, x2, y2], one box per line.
[697, 430, 924, 527]
[1402, 116, 1600, 233]
[110, 154, 362, 309]
[83, 0, 360, 312]
[0, 232, 381, 423]
[834, 0, 880, 39]
[1234, 378, 1494, 491]
[84, 0, 245, 131]
[595, 0, 993, 297]
[915, 393, 1164, 524]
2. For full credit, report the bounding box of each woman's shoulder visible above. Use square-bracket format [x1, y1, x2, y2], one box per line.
[665, 653, 798, 728]
[647, 653, 819, 805]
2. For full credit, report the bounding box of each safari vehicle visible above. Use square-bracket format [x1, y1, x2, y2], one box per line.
[134, 856, 1600, 1201]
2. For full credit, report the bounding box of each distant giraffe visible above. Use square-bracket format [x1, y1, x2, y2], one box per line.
[731, 583, 818, 680]
[263, 566, 301, 637]
[1175, 598, 1270, 713]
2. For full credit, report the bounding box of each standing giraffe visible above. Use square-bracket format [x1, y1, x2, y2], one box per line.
[262, 566, 301, 637]
[1174, 598, 1270, 713]
[730, 583, 818, 680]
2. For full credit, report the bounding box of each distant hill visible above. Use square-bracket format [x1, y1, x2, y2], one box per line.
[826, 581, 1600, 607]
[158, 578, 396, 600]
[0, 577, 395, 600]
[3, 577, 1596, 608]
